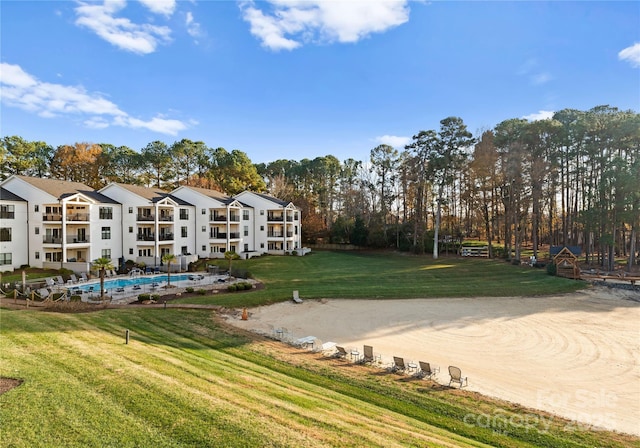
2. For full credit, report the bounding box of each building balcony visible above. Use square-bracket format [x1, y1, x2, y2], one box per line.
[137, 234, 155, 241]
[67, 236, 90, 244]
[267, 215, 284, 222]
[267, 232, 283, 238]
[229, 232, 240, 239]
[43, 236, 62, 244]
[158, 215, 174, 222]
[210, 232, 227, 239]
[158, 234, 174, 241]
[42, 213, 62, 221]
[137, 215, 155, 222]
[67, 212, 89, 221]
[210, 215, 227, 221]
[229, 214, 240, 222]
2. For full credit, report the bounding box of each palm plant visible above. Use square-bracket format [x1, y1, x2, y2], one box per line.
[224, 250, 240, 276]
[91, 257, 114, 301]
[161, 253, 177, 287]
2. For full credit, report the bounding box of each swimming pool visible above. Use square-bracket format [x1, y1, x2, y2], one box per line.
[73, 273, 206, 292]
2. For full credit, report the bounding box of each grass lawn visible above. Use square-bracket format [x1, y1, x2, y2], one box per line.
[180, 250, 585, 307]
[1, 307, 636, 448]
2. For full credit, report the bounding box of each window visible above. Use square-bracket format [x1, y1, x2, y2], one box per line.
[202, 226, 206, 232]
[0, 205, 15, 219]
[129, 226, 133, 233]
[295, 226, 298, 235]
[34, 205, 39, 212]
[260, 210, 264, 215]
[35, 227, 40, 235]
[129, 248, 134, 255]
[0, 253, 12, 265]
[243, 210, 249, 220]
[295, 211, 299, 220]
[202, 245, 206, 251]
[181, 246, 188, 255]
[202, 208, 206, 215]
[244, 226, 249, 237]
[35, 251, 40, 260]
[179, 209, 189, 220]
[128, 207, 133, 214]
[99, 207, 113, 219]
[260, 225, 264, 231]
[260, 243, 264, 249]
[0, 228, 11, 242]
[101, 227, 111, 239]
[181, 226, 188, 238]
[101, 249, 111, 259]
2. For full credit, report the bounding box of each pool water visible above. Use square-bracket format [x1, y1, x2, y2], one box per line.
[73, 273, 201, 291]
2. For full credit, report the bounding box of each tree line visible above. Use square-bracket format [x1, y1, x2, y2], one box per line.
[2, 105, 639, 270]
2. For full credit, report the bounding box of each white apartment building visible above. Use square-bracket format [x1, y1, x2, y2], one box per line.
[0, 175, 122, 272]
[0, 176, 302, 273]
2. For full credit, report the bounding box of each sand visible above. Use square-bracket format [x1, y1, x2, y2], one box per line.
[227, 286, 640, 436]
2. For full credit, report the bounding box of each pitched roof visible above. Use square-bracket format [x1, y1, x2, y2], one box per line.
[178, 186, 235, 205]
[250, 192, 293, 208]
[112, 183, 193, 206]
[14, 175, 119, 204]
[0, 187, 27, 202]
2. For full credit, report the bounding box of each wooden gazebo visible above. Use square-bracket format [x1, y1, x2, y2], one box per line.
[553, 247, 580, 279]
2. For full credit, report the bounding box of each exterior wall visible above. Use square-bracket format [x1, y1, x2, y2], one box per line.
[0, 199, 28, 271]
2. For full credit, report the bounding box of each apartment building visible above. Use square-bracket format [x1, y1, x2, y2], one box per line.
[0, 175, 122, 272]
[0, 176, 302, 272]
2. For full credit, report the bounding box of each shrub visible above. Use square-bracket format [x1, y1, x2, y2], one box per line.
[546, 263, 557, 276]
[151, 294, 160, 301]
[197, 289, 206, 295]
[137, 293, 151, 302]
[227, 284, 237, 292]
[292, 250, 297, 256]
[185, 287, 194, 293]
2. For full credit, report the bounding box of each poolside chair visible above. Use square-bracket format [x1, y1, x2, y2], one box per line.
[391, 356, 406, 373]
[415, 361, 439, 380]
[292, 290, 302, 304]
[79, 273, 88, 282]
[45, 278, 56, 287]
[115, 287, 125, 293]
[37, 288, 50, 300]
[133, 284, 142, 291]
[358, 345, 380, 365]
[448, 366, 468, 388]
[332, 346, 348, 359]
[54, 275, 65, 285]
[69, 274, 78, 283]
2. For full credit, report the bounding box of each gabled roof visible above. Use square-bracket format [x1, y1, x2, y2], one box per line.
[174, 186, 236, 205]
[238, 191, 294, 208]
[12, 175, 119, 204]
[110, 183, 193, 206]
[0, 187, 26, 202]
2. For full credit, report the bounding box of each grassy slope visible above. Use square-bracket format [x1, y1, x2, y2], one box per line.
[1, 308, 636, 448]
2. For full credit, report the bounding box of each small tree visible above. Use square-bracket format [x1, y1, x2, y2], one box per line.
[162, 253, 177, 287]
[224, 250, 240, 276]
[91, 257, 114, 301]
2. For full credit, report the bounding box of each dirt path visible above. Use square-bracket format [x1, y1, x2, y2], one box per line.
[226, 286, 640, 436]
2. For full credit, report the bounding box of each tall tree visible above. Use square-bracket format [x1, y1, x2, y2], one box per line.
[369, 144, 399, 241]
[141, 141, 172, 188]
[50, 142, 104, 188]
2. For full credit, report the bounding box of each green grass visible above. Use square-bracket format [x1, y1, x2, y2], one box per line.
[181, 251, 585, 307]
[2, 308, 636, 448]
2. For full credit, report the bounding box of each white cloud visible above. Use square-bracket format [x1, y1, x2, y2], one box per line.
[185, 11, 205, 41]
[518, 58, 552, 85]
[618, 42, 640, 68]
[0, 62, 190, 136]
[240, 0, 410, 51]
[374, 134, 411, 148]
[75, 0, 171, 54]
[522, 110, 554, 121]
[531, 72, 552, 85]
[138, 0, 176, 16]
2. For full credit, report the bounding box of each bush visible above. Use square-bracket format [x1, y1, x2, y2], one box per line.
[197, 289, 206, 295]
[546, 263, 557, 276]
[137, 293, 151, 302]
[185, 287, 194, 293]
[151, 294, 160, 301]
[227, 284, 237, 292]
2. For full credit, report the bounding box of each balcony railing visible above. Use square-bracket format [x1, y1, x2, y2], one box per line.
[268, 232, 283, 238]
[158, 234, 174, 241]
[43, 236, 62, 244]
[67, 236, 90, 244]
[210, 215, 227, 221]
[210, 232, 227, 239]
[43, 213, 62, 221]
[286, 232, 293, 238]
[267, 215, 284, 221]
[158, 215, 174, 222]
[137, 234, 155, 241]
[229, 214, 240, 222]
[67, 212, 89, 221]
[137, 215, 155, 221]
[229, 232, 240, 239]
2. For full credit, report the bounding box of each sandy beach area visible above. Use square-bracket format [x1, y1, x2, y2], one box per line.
[227, 286, 640, 436]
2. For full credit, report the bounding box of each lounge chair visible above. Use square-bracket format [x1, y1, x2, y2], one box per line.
[37, 288, 50, 300]
[332, 346, 348, 359]
[55, 275, 65, 285]
[358, 345, 380, 364]
[69, 274, 78, 283]
[292, 290, 302, 304]
[79, 273, 88, 282]
[448, 366, 468, 388]
[415, 361, 439, 379]
[45, 278, 56, 287]
[391, 356, 406, 373]
[115, 287, 125, 293]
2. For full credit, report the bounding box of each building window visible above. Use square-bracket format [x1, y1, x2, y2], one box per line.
[101, 249, 111, 259]
[260, 210, 264, 215]
[244, 226, 249, 237]
[260, 243, 264, 249]
[129, 248, 134, 255]
[202, 208, 206, 215]
[179, 209, 189, 220]
[0, 253, 12, 265]
[181, 246, 188, 255]
[35, 251, 40, 260]
[101, 227, 111, 239]
[129, 226, 133, 233]
[34, 205, 39, 212]
[295, 226, 298, 235]
[202, 226, 206, 232]
[260, 225, 264, 231]
[243, 210, 249, 220]
[99, 207, 113, 219]
[0, 205, 15, 219]
[202, 245, 206, 251]
[35, 227, 40, 235]
[181, 226, 188, 238]
[295, 211, 299, 220]
[0, 228, 11, 242]
[128, 207, 133, 214]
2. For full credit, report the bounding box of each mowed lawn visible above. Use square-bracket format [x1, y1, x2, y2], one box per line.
[3, 252, 627, 448]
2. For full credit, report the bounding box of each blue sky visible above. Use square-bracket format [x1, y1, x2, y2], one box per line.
[1, 1, 639, 164]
